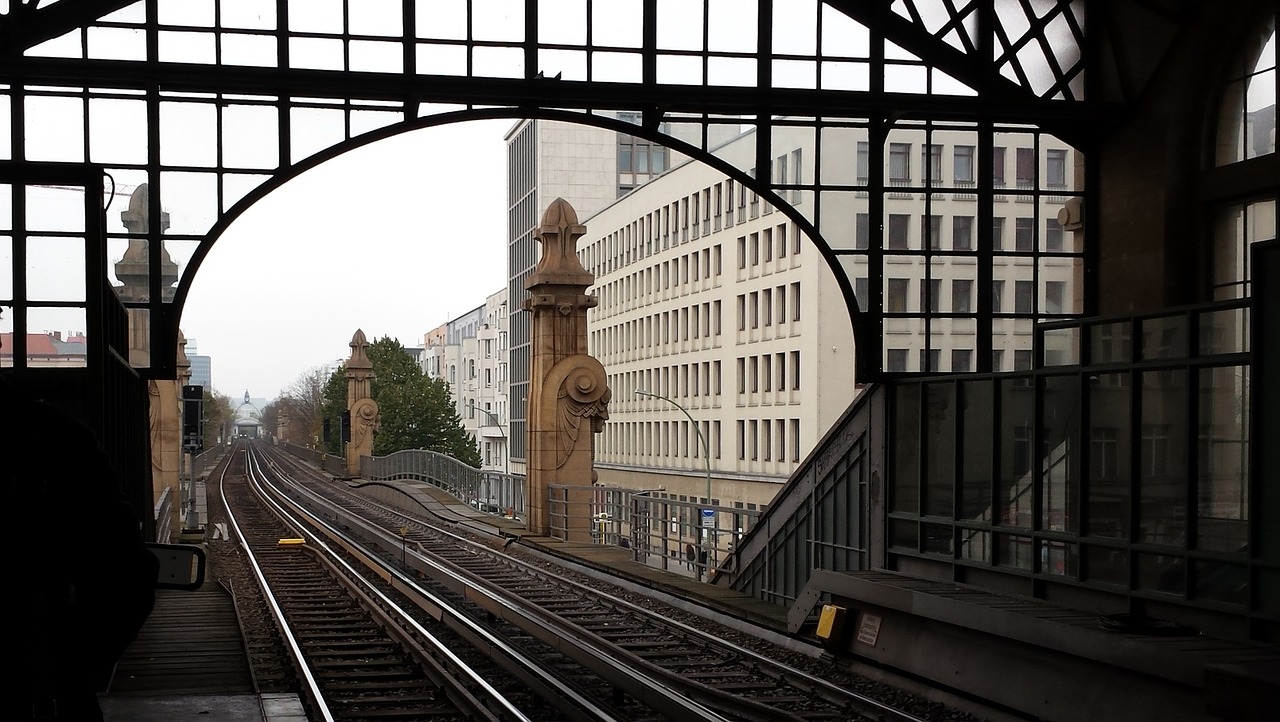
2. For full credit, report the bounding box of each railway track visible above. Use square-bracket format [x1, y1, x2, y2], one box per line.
[245, 441, 944, 722]
[218, 449, 524, 721]
[224, 442, 753, 721]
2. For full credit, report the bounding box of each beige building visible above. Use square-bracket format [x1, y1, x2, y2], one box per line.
[578, 122, 1078, 511]
[504, 116, 740, 478]
[423, 288, 511, 477]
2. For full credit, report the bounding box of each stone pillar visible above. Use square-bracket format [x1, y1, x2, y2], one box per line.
[345, 329, 379, 476]
[147, 332, 188, 540]
[523, 199, 611, 538]
[115, 184, 178, 367]
[120, 184, 186, 538]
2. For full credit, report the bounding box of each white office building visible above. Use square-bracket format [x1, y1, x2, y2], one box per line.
[577, 122, 1078, 511]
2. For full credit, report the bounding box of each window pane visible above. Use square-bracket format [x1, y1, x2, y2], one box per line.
[1088, 373, 1131, 539]
[1197, 366, 1249, 552]
[924, 382, 956, 517]
[999, 378, 1034, 528]
[1042, 375, 1080, 533]
[893, 384, 921, 513]
[1139, 369, 1187, 546]
[961, 380, 993, 525]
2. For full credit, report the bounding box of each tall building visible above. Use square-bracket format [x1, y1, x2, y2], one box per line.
[505, 119, 647, 474]
[184, 338, 212, 391]
[503, 115, 739, 473]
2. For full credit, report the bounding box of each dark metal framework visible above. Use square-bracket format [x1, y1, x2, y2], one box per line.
[1, 0, 1101, 382]
[888, 299, 1256, 626]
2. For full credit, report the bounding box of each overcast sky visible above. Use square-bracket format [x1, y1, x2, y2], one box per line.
[181, 120, 512, 400]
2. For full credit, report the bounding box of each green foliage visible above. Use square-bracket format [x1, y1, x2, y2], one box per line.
[319, 365, 346, 455]
[202, 388, 235, 446]
[319, 336, 481, 467]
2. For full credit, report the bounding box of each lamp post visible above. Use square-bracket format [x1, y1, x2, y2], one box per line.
[468, 400, 508, 476]
[469, 400, 508, 512]
[636, 389, 715, 577]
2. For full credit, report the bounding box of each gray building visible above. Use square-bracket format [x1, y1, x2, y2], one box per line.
[184, 338, 212, 391]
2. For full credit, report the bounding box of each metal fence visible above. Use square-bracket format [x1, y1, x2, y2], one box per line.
[278, 441, 347, 477]
[361, 449, 525, 518]
[549, 485, 762, 582]
[190, 444, 223, 482]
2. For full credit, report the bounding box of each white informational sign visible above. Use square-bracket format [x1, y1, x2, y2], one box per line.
[700, 508, 715, 528]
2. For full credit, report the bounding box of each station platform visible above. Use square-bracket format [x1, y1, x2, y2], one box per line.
[100, 584, 306, 722]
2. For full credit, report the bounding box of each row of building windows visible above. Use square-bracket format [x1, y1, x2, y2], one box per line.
[594, 244, 724, 319]
[873, 278, 1074, 316]
[736, 283, 802, 330]
[610, 361, 724, 403]
[854, 213, 1071, 253]
[598, 417, 803, 465]
[736, 351, 802, 394]
[586, 149, 804, 279]
[885, 348, 1035, 374]
[593, 300, 725, 360]
[738, 418, 803, 463]
[593, 281, 811, 359]
[736, 222, 802, 268]
[864, 141, 1070, 189]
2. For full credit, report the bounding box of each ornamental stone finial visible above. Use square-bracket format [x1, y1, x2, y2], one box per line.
[348, 329, 373, 370]
[527, 197, 593, 288]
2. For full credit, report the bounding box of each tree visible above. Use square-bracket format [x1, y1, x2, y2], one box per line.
[319, 365, 346, 455]
[202, 388, 234, 445]
[318, 336, 481, 466]
[278, 365, 330, 446]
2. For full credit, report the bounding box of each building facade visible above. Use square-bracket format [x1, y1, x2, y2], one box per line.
[577, 123, 1077, 512]
[502, 116, 739, 474]
[423, 291, 511, 477]
[184, 338, 212, 391]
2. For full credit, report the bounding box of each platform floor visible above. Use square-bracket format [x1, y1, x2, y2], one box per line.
[101, 585, 306, 722]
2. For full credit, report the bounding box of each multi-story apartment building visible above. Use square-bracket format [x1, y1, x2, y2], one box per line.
[469, 290, 510, 475]
[423, 289, 510, 477]
[421, 324, 448, 380]
[577, 122, 1078, 511]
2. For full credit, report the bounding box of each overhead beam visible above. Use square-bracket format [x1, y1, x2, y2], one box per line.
[3, 56, 1117, 131]
[823, 0, 1033, 104]
[0, 0, 138, 56]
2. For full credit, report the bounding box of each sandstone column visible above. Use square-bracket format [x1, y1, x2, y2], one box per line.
[523, 199, 611, 538]
[345, 329, 379, 475]
[118, 185, 185, 539]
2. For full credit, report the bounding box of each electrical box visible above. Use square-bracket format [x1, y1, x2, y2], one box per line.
[815, 604, 847, 645]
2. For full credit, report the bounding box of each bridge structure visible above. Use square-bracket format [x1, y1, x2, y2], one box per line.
[2, 2, 1278, 721]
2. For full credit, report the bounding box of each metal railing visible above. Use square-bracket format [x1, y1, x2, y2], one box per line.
[548, 484, 762, 582]
[153, 485, 173, 543]
[189, 444, 224, 482]
[362, 449, 526, 518]
[278, 442, 525, 517]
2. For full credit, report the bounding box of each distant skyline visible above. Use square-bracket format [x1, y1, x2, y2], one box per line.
[180, 119, 512, 401]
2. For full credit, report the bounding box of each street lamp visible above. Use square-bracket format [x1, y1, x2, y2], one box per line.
[469, 400, 508, 476]
[635, 389, 715, 575]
